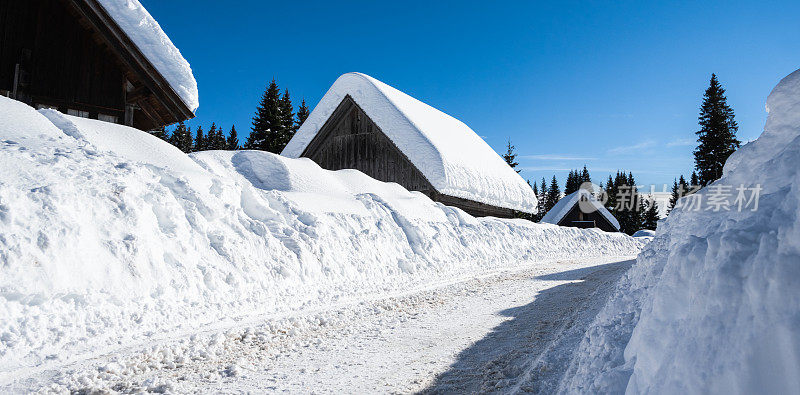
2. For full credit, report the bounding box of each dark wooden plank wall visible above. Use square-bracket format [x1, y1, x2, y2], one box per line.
[558, 203, 618, 232]
[302, 96, 518, 218]
[0, 0, 124, 118]
[304, 96, 435, 193]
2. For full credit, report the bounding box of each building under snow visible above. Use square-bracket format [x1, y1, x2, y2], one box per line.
[282, 73, 538, 218]
[540, 189, 619, 232]
[0, 0, 198, 130]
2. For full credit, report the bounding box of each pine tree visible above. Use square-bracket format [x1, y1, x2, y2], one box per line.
[295, 99, 310, 131]
[643, 199, 660, 230]
[690, 171, 699, 189]
[580, 165, 591, 185]
[694, 74, 740, 186]
[604, 174, 618, 214]
[502, 139, 520, 173]
[532, 181, 539, 196]
[215, 124, 227, 149]
[668, 178, 680, 214]
[546, 175, 561, 213]
[169, 122, 192, 153]
[193, 126, 205, 152]
[277, 89, 295, 151]
[667, 175, 688, 214]
[535, 177, 548, 221]
[227, 125, 239, 150]
[207, 123, 217, 149]
[246, 80, 283, 152]
[564, 170, 576, 195]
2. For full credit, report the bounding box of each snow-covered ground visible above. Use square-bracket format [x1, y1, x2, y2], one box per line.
[0, 96, 644, 391]
[554, 69, 800, 394]
[4, 256, 635, 393]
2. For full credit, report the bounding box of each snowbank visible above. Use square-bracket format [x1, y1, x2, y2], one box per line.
[97, 0, 199, 112]
[282, 73, 538, 214]
[556, 69, 800, 393]
[0, 97, 641, 382]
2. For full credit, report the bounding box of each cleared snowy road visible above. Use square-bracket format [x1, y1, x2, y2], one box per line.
[9, 257, 634, 393]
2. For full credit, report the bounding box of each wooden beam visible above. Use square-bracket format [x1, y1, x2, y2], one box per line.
[67, 0, 194, 126]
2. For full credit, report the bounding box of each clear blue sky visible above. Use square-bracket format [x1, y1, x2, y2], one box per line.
[142, 0, 800, 188]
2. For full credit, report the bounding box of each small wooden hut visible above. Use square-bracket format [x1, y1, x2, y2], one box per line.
[541, 189, 620, 232]
[282, 73, 538, 218]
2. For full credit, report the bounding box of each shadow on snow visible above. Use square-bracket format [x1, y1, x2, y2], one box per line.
[421, 259, 635, 394]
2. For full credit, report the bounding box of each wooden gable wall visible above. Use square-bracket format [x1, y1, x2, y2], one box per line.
[301, 96, 516, 218]
[557, 203, 619, 232]
[0, 0, 193, 130]
[302, 96, 435, 193]
[0, 0, 125, 118]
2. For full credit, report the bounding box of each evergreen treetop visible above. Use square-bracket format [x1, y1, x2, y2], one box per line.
[545, 175, 561, 213]
[193, 126, 205, 152]
[295, 99, 310, 130]
[227, 125, 240, 150]
[502, 139, 520, 173]
[694, 74, 740, 186]
[246, 80, 283, 152]
[643, 199, 660, 230]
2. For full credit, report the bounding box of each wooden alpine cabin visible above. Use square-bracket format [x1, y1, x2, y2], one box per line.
[540, 188, 620, 232]
[0, 0, 198, 130]
[281, 73, 538, 218]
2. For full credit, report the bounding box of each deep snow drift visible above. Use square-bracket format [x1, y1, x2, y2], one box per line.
[555, 69, 800, 393]
[0, 96, 642, 384]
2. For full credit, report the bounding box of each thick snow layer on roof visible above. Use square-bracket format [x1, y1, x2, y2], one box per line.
[540, 189, 620, 230]
[0, 96, 642, 378]
[97, 0, 199, 112]
[557, 68, 800, 393]
[282, 73, 538, 214]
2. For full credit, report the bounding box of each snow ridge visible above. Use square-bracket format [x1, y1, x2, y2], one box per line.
[555, 68, 800, 394]
[0, 96, 640, 385]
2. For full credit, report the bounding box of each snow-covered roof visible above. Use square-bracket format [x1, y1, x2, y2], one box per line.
[282, 73, 538, 214]
[97, 0, 199, 113]
[540, 189, 620, 230]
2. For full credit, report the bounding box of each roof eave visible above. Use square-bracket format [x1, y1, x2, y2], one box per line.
[70, 0, 195, 124]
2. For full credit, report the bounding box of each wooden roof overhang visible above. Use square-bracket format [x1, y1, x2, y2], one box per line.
[67, 0, 194, 127]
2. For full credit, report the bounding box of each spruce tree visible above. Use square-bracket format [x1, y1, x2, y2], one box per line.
[169, 122, 192, 153]
[295, 99, 310, 131]
[668, 178, 680, 214]
[193, 126, 205, 152]
[694, 74, 740, 186]
[643, 199, 660, 230]
[546, 175, 561, 213]
[502, 139, 520, 173]
[535, 177, 548, 221]
[581, 165, 591, 184]
[206, 123, 223, 150]
[604, 174, 617, 214]
[227, 125, 240, 150]
[564, 170, 576, 195]
[667, 175, 688, 214]
[246, 80, 283, 152]
[690, 171, 699, 188]
[276, 89, 295, 151]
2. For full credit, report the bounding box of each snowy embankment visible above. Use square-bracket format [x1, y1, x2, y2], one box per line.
[554, 69, 800, 393]
[0, 96, 643, 383]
